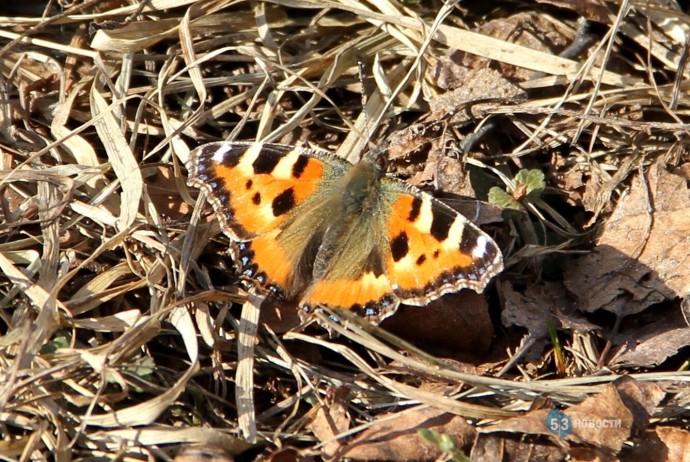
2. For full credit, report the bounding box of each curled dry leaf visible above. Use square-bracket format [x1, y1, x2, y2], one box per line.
[337, 408, 475, 462]
[308, 402, 351, 458]
[611, 310, 690, 368]
[564, 160, 690, 316]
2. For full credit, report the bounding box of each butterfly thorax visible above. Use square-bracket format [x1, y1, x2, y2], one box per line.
[311, 161, 384, 280]
[340, 161, 382, 215]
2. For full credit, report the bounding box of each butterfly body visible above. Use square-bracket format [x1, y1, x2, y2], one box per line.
[188, 141, 502, 324]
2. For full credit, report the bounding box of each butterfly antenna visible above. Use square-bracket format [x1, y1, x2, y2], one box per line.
[357, 60, 372, 145]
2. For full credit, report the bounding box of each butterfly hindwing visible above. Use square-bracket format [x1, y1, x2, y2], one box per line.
[382, 182, 502, 306]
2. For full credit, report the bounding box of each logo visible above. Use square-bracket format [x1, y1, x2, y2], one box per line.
[546, 408, 622, 438]
[546, 408, 572, 438]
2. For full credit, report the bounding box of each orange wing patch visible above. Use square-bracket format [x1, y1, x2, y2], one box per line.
[212, 162, 321, 236]
[237, 231, 293, 293]
[301, 272, 395, 314]
[188, 142, 325, 240]
[386, 193, 498, 305]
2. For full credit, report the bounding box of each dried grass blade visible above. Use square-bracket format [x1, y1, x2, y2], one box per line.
[90, 425, 254, 454]
[237, 295, 262, 442]
[90, 84, 143, 231]
[81, 309, 198, 427]
[435, 24, 633, 87]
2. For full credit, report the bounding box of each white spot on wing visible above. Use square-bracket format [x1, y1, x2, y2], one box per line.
[237, 143, 263, 174]
[273, 149, 302, 179]
[211, 143, 233, 163]
[472, 235, 489, 259]
[443, 215, 465, 249]
[414, 196, 434, 233]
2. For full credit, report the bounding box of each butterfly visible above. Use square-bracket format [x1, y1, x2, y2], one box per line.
[187, 142, 503, 324]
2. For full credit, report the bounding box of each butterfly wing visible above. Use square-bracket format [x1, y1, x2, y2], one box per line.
[381, 181, 503, 306]
[297, 168, 502, 323]
[299, 178, 502, 322]
[188, 142, 349, 298]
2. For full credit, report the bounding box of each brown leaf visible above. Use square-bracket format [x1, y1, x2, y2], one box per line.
[613, 376, 665, 436]
[338, 408, 475, 462]
[500, 281, 599, 366]
[501, 282, 570, 337]
[267, 446, 316, 462]
[652, 427, 690, 462]
[429, 67, 526, 114]
[627, 427, 690, 462]
[308, 402, 350, 458]
[472, 434, 568, 462]
[382, 291, 493, 357]
[612, 311, 690, 368]
[565, 160, 689, 315]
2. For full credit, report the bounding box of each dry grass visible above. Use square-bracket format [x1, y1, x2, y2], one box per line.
[2, 0, 690, 460]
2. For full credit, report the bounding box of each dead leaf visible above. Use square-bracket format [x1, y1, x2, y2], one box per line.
[565, 160, 689, 316]
[338, 408, 475, 462]
[429, 67, 526, 116]
[308, 402, 350, 458]
[472, 434, 568, 462]
[382, 291, 493, 357]
[613, 376, 665, 436]
[627, 426, 690, 462]
[500, 281, 599, 365]
[434, 156, 475, 197]
[501, 282, 568, 338]
[611, 310, 690, 368]
[652, 427, 690, 461]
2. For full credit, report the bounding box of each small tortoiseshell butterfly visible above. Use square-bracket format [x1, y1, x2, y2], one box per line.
[188, 142, 503, 324]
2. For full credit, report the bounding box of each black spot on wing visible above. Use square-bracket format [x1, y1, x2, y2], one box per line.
[390, 232, 409, 262]
[224, 151, 242, 168]
[408, 196, 422, 222]
[252, 151, 281, 174]
[245, 179, 253, 190]
[252, 192, 261, 205]
[292, 155, 309, 178]
[458, 226, 476, 254]
[272, 188, 296, 216]
[416, 254, 427, 266]
[430, 210, 453, 241]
